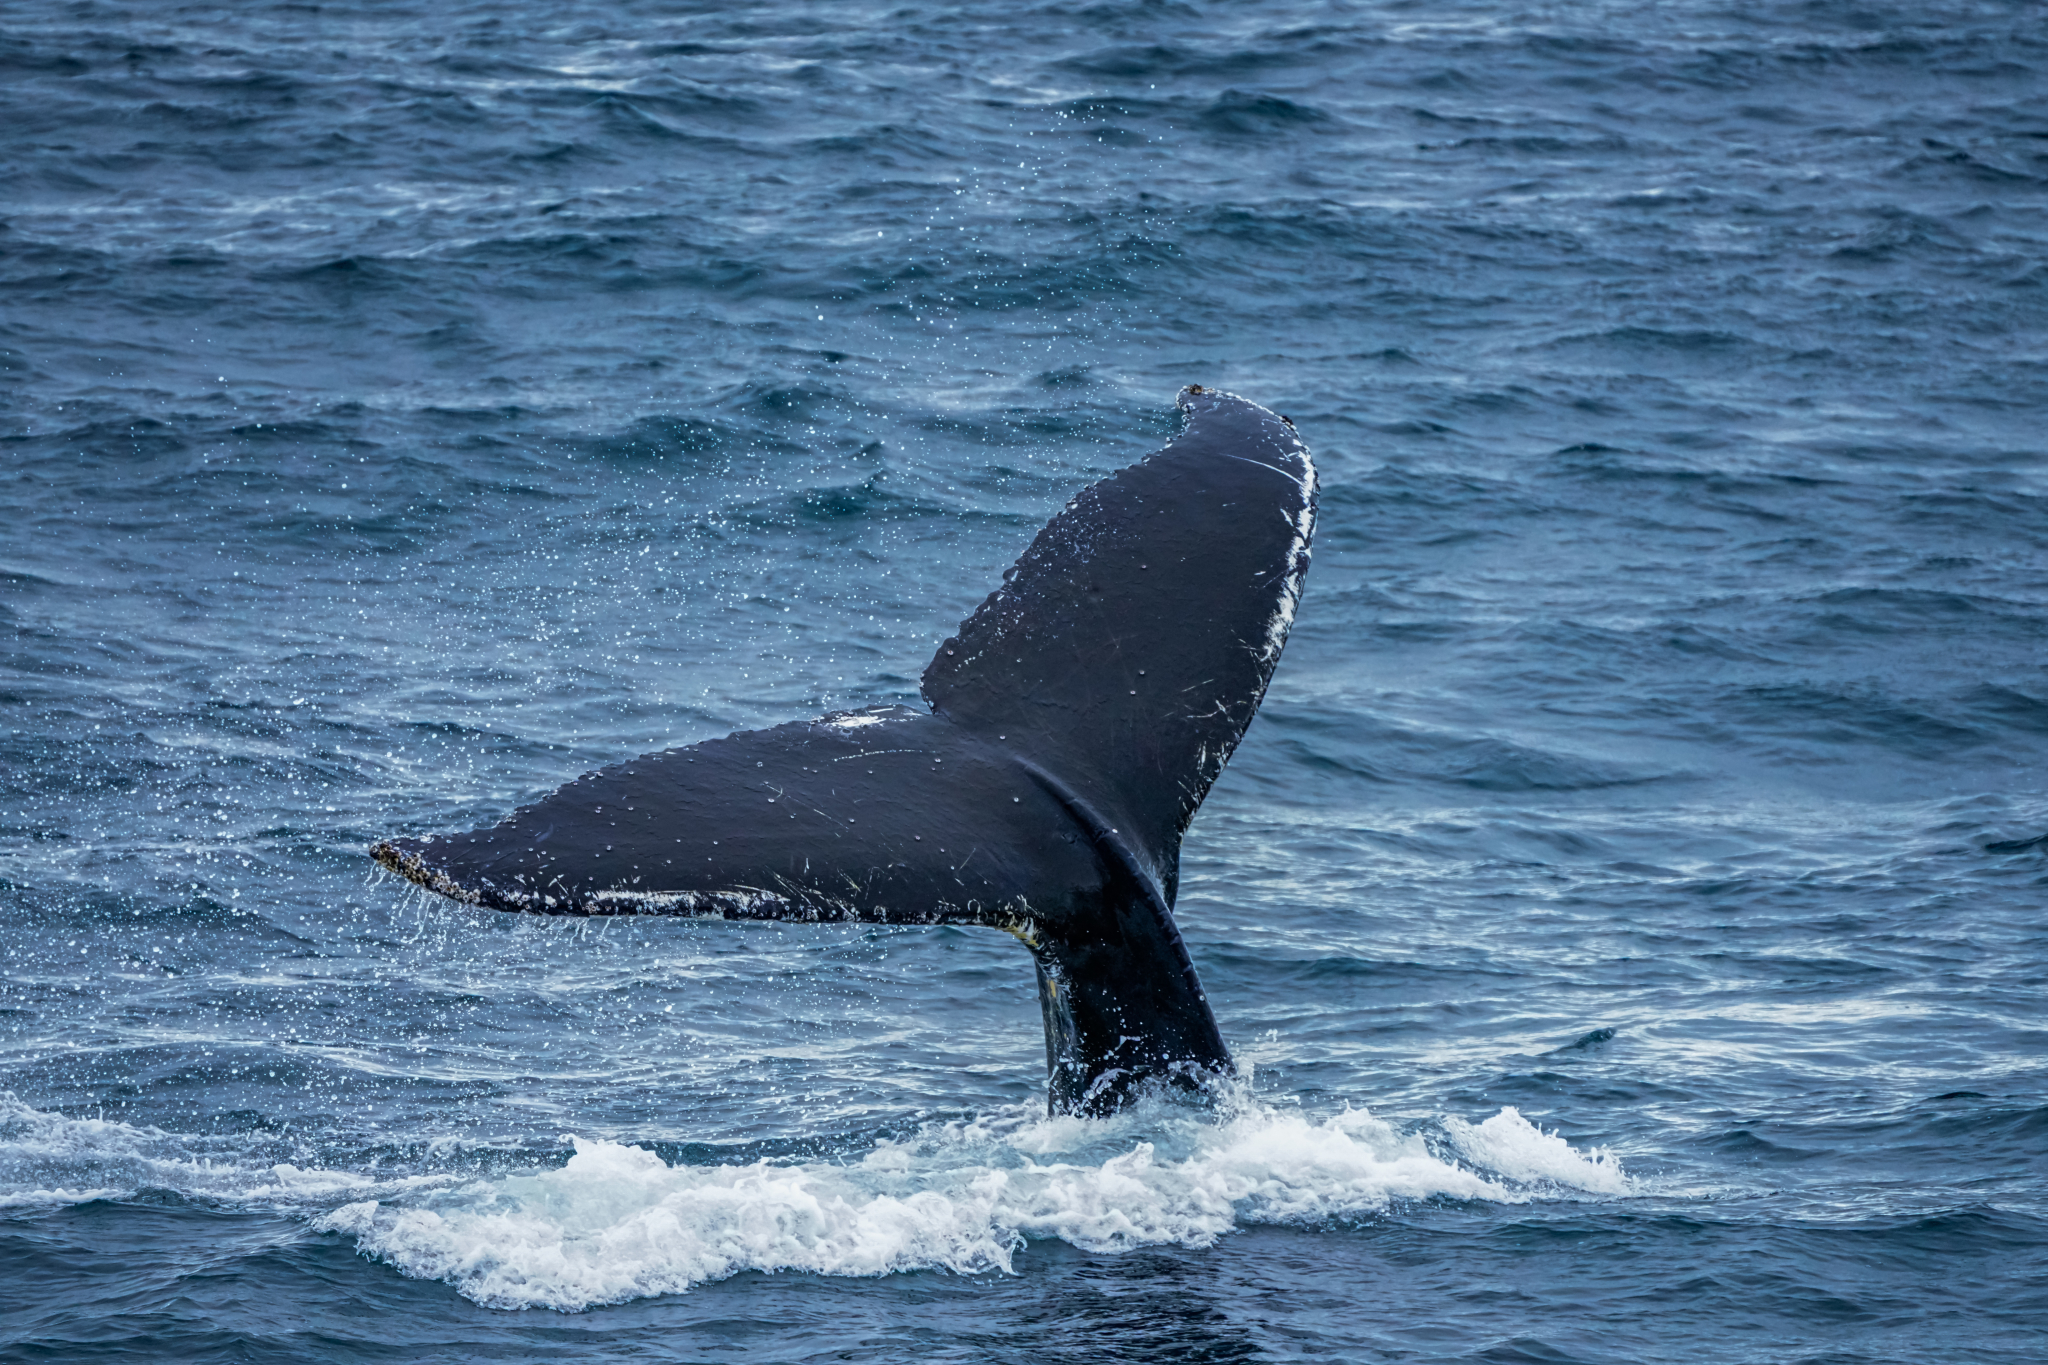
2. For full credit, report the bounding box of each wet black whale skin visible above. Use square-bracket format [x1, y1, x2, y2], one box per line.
[375, 386, 1317, 1115]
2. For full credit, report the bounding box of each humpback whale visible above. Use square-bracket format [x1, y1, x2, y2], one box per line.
[374, 386, 1317, 1115]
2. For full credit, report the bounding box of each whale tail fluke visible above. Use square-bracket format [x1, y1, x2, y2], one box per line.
[372, 386, 1316, 1114]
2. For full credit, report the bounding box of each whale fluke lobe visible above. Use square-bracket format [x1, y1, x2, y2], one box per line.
[373, 387, 1317, 1115]
[922, 387, 1317, 907]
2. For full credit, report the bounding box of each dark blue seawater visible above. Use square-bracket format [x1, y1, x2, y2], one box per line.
[4, 0, 2046, 1359]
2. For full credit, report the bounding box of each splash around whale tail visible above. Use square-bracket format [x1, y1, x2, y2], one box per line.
[373, 386, 1317, 1115]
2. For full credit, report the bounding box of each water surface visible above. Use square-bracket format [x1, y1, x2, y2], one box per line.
[3, 1, 2045, 1359]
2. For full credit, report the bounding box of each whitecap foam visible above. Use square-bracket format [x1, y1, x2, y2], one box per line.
[319, 1098, 1631, 1311]
[1443, 1105, 1629, 1195]
[2, 1092, 1628, 1309]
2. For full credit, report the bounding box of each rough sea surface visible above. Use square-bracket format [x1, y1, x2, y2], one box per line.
[4, 1, 2046, 1359]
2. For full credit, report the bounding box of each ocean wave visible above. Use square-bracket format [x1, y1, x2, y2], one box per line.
[1195, 90, 1334, 137]
[0, 1095, 458, 1213]
[0, 1091, 1628, 1312]
[316, 1097, 1626, 1311]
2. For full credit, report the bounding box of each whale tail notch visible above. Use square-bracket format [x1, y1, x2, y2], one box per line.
[372, 386, 1317, 1115]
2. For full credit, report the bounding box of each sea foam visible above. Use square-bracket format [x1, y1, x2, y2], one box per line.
[318, 1099, 1628, 1311]
[2, 1092, 1627, 1312]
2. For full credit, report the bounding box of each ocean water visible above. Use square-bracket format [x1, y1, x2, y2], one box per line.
[3, 0, 2046, 1359]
